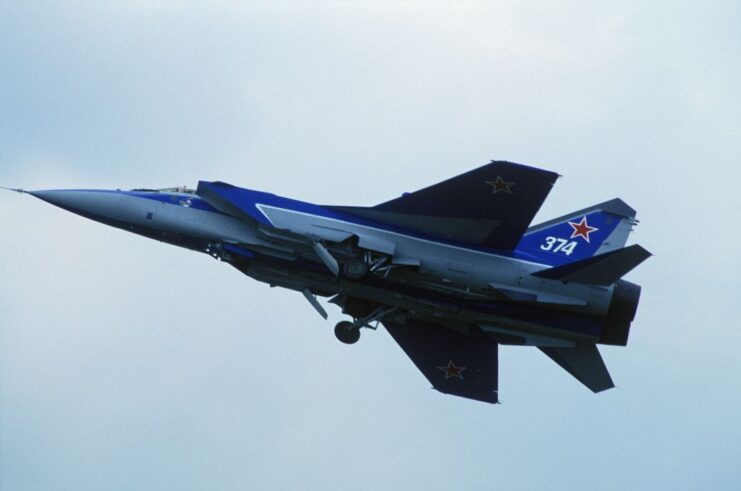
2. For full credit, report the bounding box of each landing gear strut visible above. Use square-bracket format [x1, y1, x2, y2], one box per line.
[333, 305, 398, 345]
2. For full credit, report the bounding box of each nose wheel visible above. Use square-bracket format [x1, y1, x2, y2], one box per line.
[334, 321, 361, 344]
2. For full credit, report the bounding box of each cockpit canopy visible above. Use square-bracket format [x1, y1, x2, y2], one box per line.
[130, 186, 196, 194]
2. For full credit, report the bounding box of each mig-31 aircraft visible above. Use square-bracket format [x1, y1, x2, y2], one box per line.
[9, 161, 650, 404]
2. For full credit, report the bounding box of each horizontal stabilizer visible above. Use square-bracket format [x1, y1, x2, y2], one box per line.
[539, 344, 614, 393]
[383, 319, 499, 404]
[532, 244, 651, 285]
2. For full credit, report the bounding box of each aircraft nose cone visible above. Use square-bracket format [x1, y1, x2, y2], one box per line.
[30, 189, 93, 210]
[29, 189, 123, 221]
[30, 189, 74, 206]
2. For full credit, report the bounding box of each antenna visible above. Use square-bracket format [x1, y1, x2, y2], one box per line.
[0, 187, 26, 194]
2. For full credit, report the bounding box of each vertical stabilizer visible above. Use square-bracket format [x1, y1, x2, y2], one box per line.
[516, 198, 638, 266]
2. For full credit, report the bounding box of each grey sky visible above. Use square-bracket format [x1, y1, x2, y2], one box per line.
[1, 2, 740, 490]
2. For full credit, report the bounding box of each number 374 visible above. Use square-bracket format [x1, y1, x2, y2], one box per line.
[540, 237, 578, 255]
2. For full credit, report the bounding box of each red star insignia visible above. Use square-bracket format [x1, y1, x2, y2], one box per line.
[437, 360, 466, 380]
[568, 216, 599, 243]
[485, 175, 514, 194]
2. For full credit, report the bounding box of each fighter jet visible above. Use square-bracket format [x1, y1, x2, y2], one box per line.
[10, 161, 650, 404]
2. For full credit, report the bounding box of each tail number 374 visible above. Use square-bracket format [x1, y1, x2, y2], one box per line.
[540, 237, 578, 256]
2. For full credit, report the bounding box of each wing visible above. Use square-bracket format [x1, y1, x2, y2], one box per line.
[383, 319, 499, 404]
[332, 161, 559, 250]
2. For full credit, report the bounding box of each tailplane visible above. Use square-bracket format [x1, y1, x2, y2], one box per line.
[540, 344, 614, 393]
[532, 244, 651, 286]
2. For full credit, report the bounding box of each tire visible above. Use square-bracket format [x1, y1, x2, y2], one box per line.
[334, 321, 360, 344]
[342, 259, 369, 279]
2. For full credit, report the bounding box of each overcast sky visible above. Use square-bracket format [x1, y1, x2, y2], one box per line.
[1, 2, 740, 490]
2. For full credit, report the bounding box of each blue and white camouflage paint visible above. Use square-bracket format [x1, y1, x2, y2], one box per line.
[20, 161, 650, 404]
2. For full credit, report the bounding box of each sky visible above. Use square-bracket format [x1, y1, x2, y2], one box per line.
[1, 2, 740, 490]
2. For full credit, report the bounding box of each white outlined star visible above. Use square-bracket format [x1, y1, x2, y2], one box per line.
[485, 176, 514, 194]
[568, 216, 599, 243]
[437, 360, 466, 380]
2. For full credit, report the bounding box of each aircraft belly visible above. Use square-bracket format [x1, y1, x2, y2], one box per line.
[239, 255, 603, 343]
[253, 206, 614, 316]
